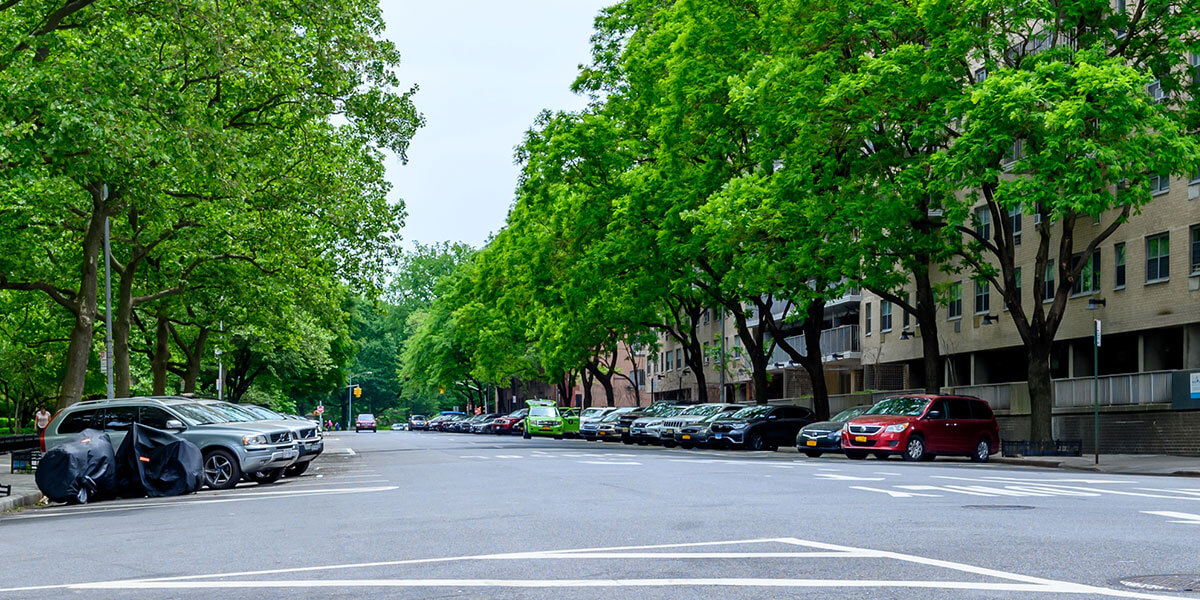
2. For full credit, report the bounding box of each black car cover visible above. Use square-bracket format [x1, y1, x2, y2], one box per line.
[114, 423, 204, 498]
[35, 429, 117, 504]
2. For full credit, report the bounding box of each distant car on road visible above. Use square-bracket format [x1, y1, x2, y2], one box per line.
[707, 405, 816, 451]
[523, 400, 571, 439]
[581, 407, 634, 440]
[629, 405, 686, 445]
[796, 405, 872, 457]
[660, 403, 741, 448]
[841, 395, 1000, 462]
[409, 415, 428, 430]
[491, 408, 528, 435]
[355, 414, 377, 433]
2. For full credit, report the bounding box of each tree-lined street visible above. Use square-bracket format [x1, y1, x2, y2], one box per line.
[3, 431, 1199, 599]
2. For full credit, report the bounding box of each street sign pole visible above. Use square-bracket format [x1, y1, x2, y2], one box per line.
[347, 376, 353, 431]
[1094, 319, 1101, 465]
[102, 185, 114, 400]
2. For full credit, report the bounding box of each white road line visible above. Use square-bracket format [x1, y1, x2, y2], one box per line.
[813, 474, 885, 481]
[1142, 510, 1200, 525]
[1136, 488, 1200, 497]
[850, 486, 941, 498]
[579, 461, 641, 465]
[874, 472, 902, 476]
[342, 448, 356, 456]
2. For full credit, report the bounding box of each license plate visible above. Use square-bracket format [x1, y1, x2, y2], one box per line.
[681, 434, 691, 440]
[663, 429, 673, 434]
[855, 436, 867, 443]
[714, 433, 723, 439]
[806, 440, 817, 447]
[598, 431, 606, 436]
[541, 426, 550, 431]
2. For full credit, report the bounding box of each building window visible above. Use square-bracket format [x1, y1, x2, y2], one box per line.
[1191, 52, 1199, 86]
[702, 309, 709, 324]
[1191, 225, 1200, 275]
[1150, 173, 1170, 195]
[1044, 261, 1056, 301]
[1146, 233, 1170, 283]
[1003, 139, 1024, 170]
[1008, 207, 1022, 245]
[1114, 243, 1126, 289]
[865, 302, 872, 335]
[1070, 252, 1101, 295]
[975, 67, 987, 83]
[974, 280, 990, 314]
[902, 305, 910, 328]
[1147, 79, 1165, 103]
[880, 301, 892, 332]
[703, 341, 711, 364]
[974, 206, 992, 240]
[1115, 0, 1126, 38]
[948, 282, 962, 319]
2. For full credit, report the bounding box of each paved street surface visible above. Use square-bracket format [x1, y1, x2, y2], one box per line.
[2, 431, 1199, 599]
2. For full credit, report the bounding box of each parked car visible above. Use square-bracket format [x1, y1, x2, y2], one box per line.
[581, 407, 634, 440]
[408, 415, 428, 430]
[198, 400, 323, 477]
[841, 395, 1000, 462]
[707, 405, 816, 451]
[42, 397, 299, 490]
[795, 405, 872, 457]
[392, 422, 409, 431]
[469, 413, 503, 433]
[447, 415, 477, 433]
[491, 408, 528, 435]
[672, 410, 736, 449]
[427, 412, 465, 431]
[660, 403, 741, 448]
[355, 413, 377, 433]
[629, 405, 687, 445]
[616, 402, 680, 444]
[435, 414, 468, 432]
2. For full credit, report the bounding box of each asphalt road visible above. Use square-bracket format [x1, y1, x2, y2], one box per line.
[2, 430, 1199, 599]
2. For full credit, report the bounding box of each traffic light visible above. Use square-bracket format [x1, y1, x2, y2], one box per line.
[439, 386, 445, 395]
[353, 386, 362, 398]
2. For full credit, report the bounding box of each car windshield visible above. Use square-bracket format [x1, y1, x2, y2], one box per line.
[507, 409, 527, 417]
[411, 415, 426, 420]
[685, 404, 727, 417]
[245, 405, 283, 420]
[170, 403, 229, 426]
[206, 403, 259, 422]
[728, 405, 772, 420]
[580, 408, 608, 418]
[831, 406, 870, 422]
[600, 410, 628, 422]
[529, 406, 556, 417]
[865, 397, 930, 416]
[357, 414, 374, 420]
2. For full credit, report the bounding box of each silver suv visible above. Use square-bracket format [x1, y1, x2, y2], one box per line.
[42, 397, 299, 490]
[198, 400, 323, 477]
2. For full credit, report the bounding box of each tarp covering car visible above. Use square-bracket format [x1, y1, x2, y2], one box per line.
[114, 423, 204, 498]
[34, 429, 117, 504]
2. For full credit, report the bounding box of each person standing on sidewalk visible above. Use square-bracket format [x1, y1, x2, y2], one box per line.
[34, 405, 51, 435]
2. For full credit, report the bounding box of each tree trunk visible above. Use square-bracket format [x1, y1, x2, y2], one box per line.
[683, 336, 707, 403]
[580, 365, 594, 409]
[182, 328, 208, 394]
[913, 267, 943, 393]
[1026, 341, 1054, 443]
[57, 186, 109, 410]
[150, 309, 171, 395]
[801, 300, 829, 421]
[113, 257, 138, 398]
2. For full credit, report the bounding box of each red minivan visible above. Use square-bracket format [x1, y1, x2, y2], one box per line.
[840, 395, 1000, 462]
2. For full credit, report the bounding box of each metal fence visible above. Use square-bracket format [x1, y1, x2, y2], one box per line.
[951, 383, 1013, 411]
[1052, 371, 1173, 408]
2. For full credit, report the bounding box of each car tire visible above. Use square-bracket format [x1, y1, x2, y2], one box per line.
[203, 449, 242, 490]
[285, 461, 310, 477]
[745, 433, 765, 451]
[903, 436, 927, 462]
[523, 430, 531, 439]
[680, 443, 693, 450]
[622, 438, 633, 445]
[636, 440, 647, 446]
[803, 450, 822, 458]
[250, 467, 285, 485]
[971, 438, 991, 463]
[844, 450, 868, 460]
[663, 441, 676, 448]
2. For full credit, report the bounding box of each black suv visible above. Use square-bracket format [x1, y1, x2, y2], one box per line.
[708, 405, 816, 451]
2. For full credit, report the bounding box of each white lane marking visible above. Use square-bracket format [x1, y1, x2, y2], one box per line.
[1142, 511, 1200, 525]
[874, 472, 902, 476]
[494, 455, 523, 459]
[64, 579, 1158, 594]
[850, 486, 942, 498]
[813, 474, 885, 481]
[579, 461, 641, 465]
[3, 487, 398, 520]
[1136, 488, 1200, 497]
[342, 448, 356, 456]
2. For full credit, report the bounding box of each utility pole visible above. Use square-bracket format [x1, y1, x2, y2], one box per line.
[719, 309, 727, 403]
[347, 371, 372, 430]
[102, 185, 114, 400]
[1093, 319, 1101, 465]
[216, 321, 224, 401]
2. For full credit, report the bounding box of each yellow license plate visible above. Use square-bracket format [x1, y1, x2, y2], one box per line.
[541, 426, 550, 431]
[855, 436, 867, 443]
[681, 435, 691, 440]
[598, 431, 606, 436]
[806, 440, 817, 447]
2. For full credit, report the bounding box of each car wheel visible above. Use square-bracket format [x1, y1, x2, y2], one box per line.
[636, 440, 647, 446]
[803, 450, 822, 458]
[554, 434, 563, 440]
[904, 436, 927, 462]
[873, 453, 890, 460]
[745, 433, 764, 451]
[971, 439, 991, 463]
[285, 461, 310, 477]
[680, 444, 693, 450]
[663, 441, 676, 448]
[250, 467, 285, 485]
[844, 450, 868, 460]
[523, 431, 531, 440]
[203, 449, 242, 490]
[622, 438, 633, 445]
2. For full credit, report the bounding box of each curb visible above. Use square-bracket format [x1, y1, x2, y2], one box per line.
[993, 457, 1064, 469]
[0, 490, 44, 514]
[991, 457, 1200, 477]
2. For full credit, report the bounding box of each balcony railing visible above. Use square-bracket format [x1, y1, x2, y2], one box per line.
[769, 325, 861, 364]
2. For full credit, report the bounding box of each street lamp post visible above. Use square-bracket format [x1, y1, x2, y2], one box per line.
[1087, 297, 1105, 465]
[102, 185, 114, 400]
[347, 371, 372, 430]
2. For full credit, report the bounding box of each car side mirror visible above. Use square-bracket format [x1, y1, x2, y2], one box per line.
[925, 411, 941, 420]
[165, 419, 185, 430]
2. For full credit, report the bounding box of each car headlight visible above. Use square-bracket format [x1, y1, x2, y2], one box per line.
[827, 431, 841, 439]
[731, 423, 746, 430]
[884, 423, 909, 433]
[243, 434, 268, 446]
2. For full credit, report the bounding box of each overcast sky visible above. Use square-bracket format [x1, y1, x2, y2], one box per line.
[379, 1, 611, 250]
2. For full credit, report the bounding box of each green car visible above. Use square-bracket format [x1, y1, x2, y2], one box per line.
[522, 400, 580, 440]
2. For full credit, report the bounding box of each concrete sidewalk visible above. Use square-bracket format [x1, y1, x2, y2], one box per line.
[993, 453, 1200, 477]
[0, 453, 44, 513]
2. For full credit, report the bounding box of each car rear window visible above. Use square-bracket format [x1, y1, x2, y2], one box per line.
[970, 400, 994, 419]
[56, 408, 103, 434]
